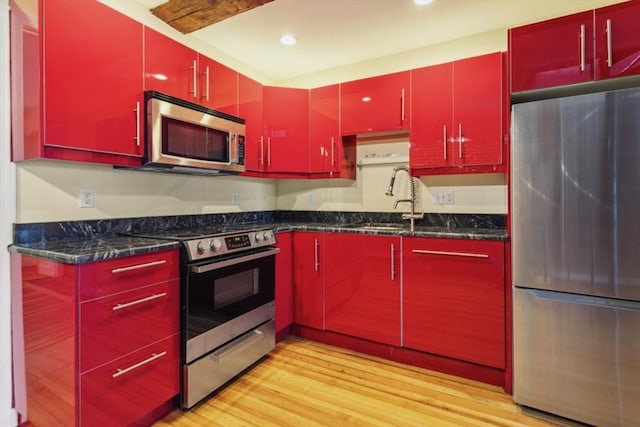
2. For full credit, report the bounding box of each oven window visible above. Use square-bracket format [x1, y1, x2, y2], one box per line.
[213, 269, 259, 310]
[162, 117, 229, 162]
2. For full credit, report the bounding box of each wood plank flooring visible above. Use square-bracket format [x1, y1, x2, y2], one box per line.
[155, 336, 561, 427]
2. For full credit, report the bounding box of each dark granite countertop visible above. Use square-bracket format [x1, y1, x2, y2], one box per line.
[9, 211, 507, 264]
[8, 236, 181, 265]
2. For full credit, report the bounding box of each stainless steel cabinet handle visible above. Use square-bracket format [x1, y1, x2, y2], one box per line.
[191, 59, 198, 98]
[579, 24, 586, 72]
[458, 123, 463, 158]
[133, 101, 140, 146]
[112, 351, 167, 378]
[112, 292, 167, 311]
[111, 259, 167, 274]
[401, 88, 406, 122]
[203, 65, 210, 101]
[443, 125, 447, 160]
[606, 19, 612, 68]
[259, 136, 264, 166]
[267, 137, 272, 166]
[314, 239, 320, 271]
[390, 244, 396, 280]
[412, 249, 489, 258]
[331, 137, 336, 166]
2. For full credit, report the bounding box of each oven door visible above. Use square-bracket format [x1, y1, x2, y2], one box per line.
[184, 247, 278, 363]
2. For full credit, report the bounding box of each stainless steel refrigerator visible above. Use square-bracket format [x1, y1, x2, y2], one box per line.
[511, 87, 640, 427]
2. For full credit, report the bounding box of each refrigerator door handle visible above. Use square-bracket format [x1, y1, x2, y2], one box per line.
[520, 288, 640, 312]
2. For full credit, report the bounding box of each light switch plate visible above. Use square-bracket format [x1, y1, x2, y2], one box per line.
[79, 188, 94, 208]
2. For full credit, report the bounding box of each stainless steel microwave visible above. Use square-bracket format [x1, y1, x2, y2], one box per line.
[144, 91, 246, 174]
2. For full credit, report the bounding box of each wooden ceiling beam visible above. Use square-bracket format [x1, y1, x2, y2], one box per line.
[151, 0, 274, 34]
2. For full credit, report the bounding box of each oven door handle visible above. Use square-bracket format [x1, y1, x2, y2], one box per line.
[190, 247, 280, 274]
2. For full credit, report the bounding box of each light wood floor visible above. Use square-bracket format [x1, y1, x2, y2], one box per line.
[155, 336, 561, 427]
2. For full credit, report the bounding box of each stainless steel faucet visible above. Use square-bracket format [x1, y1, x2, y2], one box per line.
[385, 165, 424, 231]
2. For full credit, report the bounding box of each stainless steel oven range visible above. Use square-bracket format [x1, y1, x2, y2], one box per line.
[128, 226, 278, 409]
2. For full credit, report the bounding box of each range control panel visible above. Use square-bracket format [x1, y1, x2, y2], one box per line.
[185, 229, 277, 261]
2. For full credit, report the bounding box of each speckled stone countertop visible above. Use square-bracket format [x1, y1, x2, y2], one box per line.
[9, 211, 507, 264]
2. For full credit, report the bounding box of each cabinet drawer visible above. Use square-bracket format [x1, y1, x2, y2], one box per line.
[80, 279, 179, 372]
[80, 333, 180, 427]
[79, 250, 179, 301]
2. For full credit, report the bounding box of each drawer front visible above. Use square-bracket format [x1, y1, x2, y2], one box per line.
[80, 279, 179, 372]
[80, 333, 180, 427]
[79, 250, 179, 301]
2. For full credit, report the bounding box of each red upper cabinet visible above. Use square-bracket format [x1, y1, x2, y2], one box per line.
[197, 54, 238, 115]
[340, 71, 410, 135]
[594, 1, 640, 81]
[41, 0, 143, 162]
[324, 234, 401, 346]
[309, 84, 340, 174]
[509, 11, 594, 92]
[238, 73, 264, 172]
[410, 53, 504, 172]
[262, 86, 310, 173]
[144, 27, 199, 101]
[403, 238, 505, 368]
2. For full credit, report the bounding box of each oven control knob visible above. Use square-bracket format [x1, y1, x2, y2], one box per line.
[196, 241, 207, 253]
[255, 233, 263, 242]
[210, 239, 222, 251]
[262, 231, 272, 241]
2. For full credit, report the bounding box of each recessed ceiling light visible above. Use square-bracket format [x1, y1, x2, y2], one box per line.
[414, 0, 433, 5]
[280, 34, 297, 46]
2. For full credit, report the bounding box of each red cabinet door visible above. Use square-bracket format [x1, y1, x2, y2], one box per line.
[509, 11, 594, 92]
[340, 71, 410, 135]
[309, 84, 340, 173]
[263, 86, 309, 173]
[238, 73, 264, 172]
[409, 62, 453, 169]
[324, 234, 401, 346]
[595, 1, 640, 81]
[43, 0, 143, 157]
[144, 27, 198, 101]
[275, 232, 293, 336]
[198, 54, 238, 115]
[453, 52, 504, 166]
[403, 238, 505, 368]
[292, 232, 324, 329]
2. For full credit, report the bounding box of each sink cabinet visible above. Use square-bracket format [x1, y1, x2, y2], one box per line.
[15, 249, 180, 426]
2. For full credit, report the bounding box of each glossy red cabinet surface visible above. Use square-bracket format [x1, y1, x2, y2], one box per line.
[43, 0, 143, 160]
[238, 73, 264, 172]
[197, 54, 238, 115]
[411, 53, 503, 172]
[594, 1, 640, 81]
[144, 27, 198, 102]
[324, 234, 401, 346]
[80, 279, 180, 372]
[262, 86, 310, 173]
[275, 232, 293, 336]
[403, 238, 505, 368]
[80, 334, 180, 427]
[309, 84, 340, 174]
[292, 232, 324, 329]
[340, 71, 410, 135]
[509, 11, 594, 92]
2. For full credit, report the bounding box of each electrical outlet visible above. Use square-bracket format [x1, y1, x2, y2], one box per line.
[433, 189, 455, 205]
[231, 192, 239, 205]
[307, 191, 314, 204]
[79, 188, 94, 208]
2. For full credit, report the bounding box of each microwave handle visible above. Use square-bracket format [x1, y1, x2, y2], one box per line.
[190, 247, 280, 274]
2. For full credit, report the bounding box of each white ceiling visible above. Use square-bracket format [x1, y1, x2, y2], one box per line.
[125, 0, 624, 82]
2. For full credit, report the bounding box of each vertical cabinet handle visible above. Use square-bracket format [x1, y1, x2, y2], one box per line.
[400, 88, 406, 123]
[133, 102, 140, 146]
[458, 123, 463, 159]
[314, 239, 320, 272]
[443, 125, 447, 160]
[390, 244, 396, 281]
[267, 137, 272, 166]
[579, 24, 586, 72]
[259, 136, 264, 166]
[191, 60, 198, 98]
[606, 19, 612, 68]
[330, 137, 336, 166]
[203, 65, 210, 101]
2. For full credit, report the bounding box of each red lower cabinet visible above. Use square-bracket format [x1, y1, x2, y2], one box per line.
[80, 334, 180, 426]
[275, 232, 293, 337]
[292, 232, 325, 329]
[403, 238, 505, 368]
[324, 234, 401, 346]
